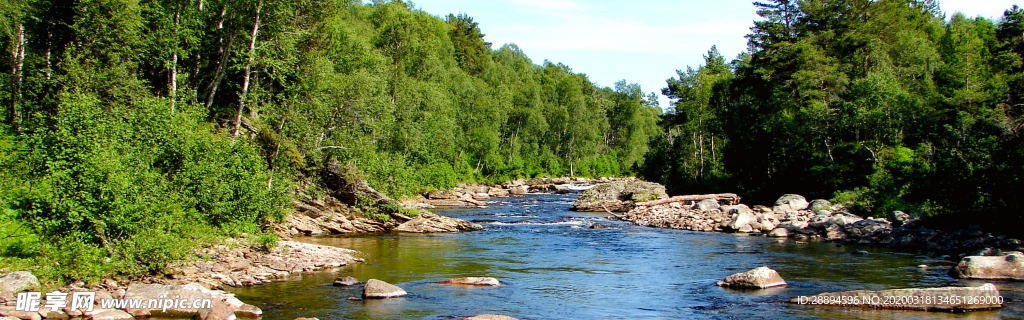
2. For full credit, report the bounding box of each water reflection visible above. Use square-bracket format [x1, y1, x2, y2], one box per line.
[232, 193, 1024, 319]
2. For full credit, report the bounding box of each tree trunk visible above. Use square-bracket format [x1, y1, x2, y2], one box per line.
[170, 6, 180, 113]
[9, 24, 25, 128]
[637, 193, 741, 207]
[205, 4, 232, 109]
[232, 0, 262, 141]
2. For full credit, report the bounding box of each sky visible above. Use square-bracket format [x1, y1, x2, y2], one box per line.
[407, 0, 1021, 108]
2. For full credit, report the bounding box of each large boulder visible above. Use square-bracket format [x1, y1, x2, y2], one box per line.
[791, 283, 1002, 312]
[509, 185, 529, 195]
[462, 315, 518, 320]
[693, 199, 720, 211]
[717, 266, 787, 289]
[437, 277, 500, 286]
[571, 181, 667, 212]
[727, 211, 758, 233]
[124, 283, 261, 318]
[950, 254, 1024, 280]
[362, 279, 407, 299]
[0, 272, 39, 299]
[393, 212, 483, 233]
[808, 199, 832, 212]
[773, 194, 809, 213]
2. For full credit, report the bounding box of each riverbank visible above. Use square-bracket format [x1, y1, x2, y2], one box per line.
[610, 190, 1024, 261]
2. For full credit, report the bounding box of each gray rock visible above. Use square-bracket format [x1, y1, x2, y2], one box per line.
[693, 199, 721, 211]
[334, 276, 359, 286]
[0, 272, 39, 299]
[773, 194, 809, 212]
[509, 185, 529, 195]
[393, 212, 483, 233]
[717, 266, 787, 289]
[363, 279, 407, 299]
[437, 277, 501, 286]
[728, 211, 758, 232]
[462, 315, 518, 320]
[792, 283, 1002, 312]
[950, 254, 1024, 280]
[768, 228, 789, 237]
[571, 181, 667, 212]
[808, 199, 833, 212]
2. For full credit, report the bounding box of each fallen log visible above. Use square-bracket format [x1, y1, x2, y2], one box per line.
[637, 193, 741, 207]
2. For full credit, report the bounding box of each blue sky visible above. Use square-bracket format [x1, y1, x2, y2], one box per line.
[408, 0, 1020, 108]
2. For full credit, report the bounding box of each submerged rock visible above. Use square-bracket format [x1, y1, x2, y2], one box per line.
[717, 266, 787, 289]
[334, 276, 360, 286]
[437, 277, 501, 286]
[363, 279, 407, 299]
[462, 315, 518, 320]
[393, 212, 484, 233]
[950, 254, 1024, 280]
[792, 283, 1002, 312]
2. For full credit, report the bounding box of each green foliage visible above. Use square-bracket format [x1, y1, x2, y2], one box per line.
[643, 1, 1024, 235]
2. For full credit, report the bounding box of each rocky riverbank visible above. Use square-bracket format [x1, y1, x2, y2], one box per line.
[618, 191, 1024, 261]
[0, 236, 360, 320]
[406, 177, 633, 209]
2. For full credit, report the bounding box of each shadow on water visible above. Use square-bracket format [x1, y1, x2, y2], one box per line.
[231, 193, 1024, 319]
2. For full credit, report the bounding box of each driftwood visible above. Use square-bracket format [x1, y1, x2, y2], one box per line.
[637, 193, 741, 207]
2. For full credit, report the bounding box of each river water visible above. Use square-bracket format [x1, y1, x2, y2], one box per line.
[232, 192, 1024, 319]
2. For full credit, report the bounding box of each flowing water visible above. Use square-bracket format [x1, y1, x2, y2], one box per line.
[232, 192, 1024, 319]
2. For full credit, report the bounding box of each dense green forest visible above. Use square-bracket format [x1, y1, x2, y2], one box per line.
[3, 0, 1024, 284]
[642, 1, 1024, 235]
[0, 0, 661, 282]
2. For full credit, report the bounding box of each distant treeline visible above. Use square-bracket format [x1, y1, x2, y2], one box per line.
[0, 0, 661, 282]
[642, 0, 1024, 234]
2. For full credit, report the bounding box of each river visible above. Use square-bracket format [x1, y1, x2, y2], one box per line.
[232, 192, 1024, 319]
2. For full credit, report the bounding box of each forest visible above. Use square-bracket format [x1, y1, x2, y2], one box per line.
[643, 1, 1024, 237]
[0, 0, 1022, 283]
[0, 0, 662, 282]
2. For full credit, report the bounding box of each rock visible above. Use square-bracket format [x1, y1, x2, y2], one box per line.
[950, 254, 1024, 280]
[333, 276, 359, 286]
[0, 272, 39, 299]
[393, 212, 484, 233]
[472, 193, 490, 200]
[426, 189, 458, 200]
[768, 228, 789, 238]
[792, 283, 1002, 312]
[571, 181, 667, 212]
[773, 194, 809, 212]
[124, 283, 260, 319]
[825, 224, 847, 240]
[716, 266, 787, 289]
[197, 301, 234, 320]
[437, 277, 501, 286]
[693, 199, 720, 211]
[362, 279, 407, 299]
[891, 210, 914, 227]
[124, 283, 212, 317]
[509, 185, 528, 195]
[0, 309, 41, 320]
[727, 211, 758, 232]
[90, 309, 133, 320]
[808, 199, 832, 212]
[462, 315, 518, 320]
[487, 188, 510, 198]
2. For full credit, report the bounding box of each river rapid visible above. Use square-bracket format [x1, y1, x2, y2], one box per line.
[232, 192, 1024, 319]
